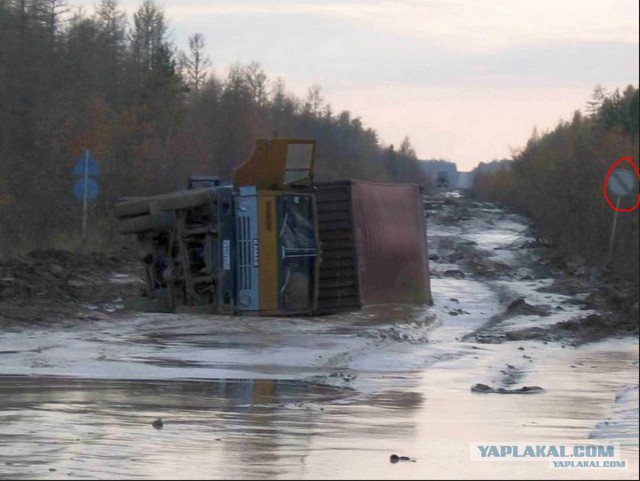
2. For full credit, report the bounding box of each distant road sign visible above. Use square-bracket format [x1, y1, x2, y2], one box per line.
[607, 169, 635, 197]
[74, 178, 99, 201]
[72, 152, 100, 176]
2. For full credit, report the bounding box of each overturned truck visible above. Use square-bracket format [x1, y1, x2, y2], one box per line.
[115, 139, 432, 316]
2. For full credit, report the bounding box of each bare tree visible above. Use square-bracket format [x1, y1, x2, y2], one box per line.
[244, 61, 268, 106]
[305, 84, 323, 116]
[586, 84, 607, 117]
[399, 136, 417, 159]
[180, 32, 210, 93]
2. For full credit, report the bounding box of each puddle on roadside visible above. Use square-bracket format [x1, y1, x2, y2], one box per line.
[0, 375, 422, 480]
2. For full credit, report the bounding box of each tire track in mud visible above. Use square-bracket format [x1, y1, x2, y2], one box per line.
[302, 308, 440, 391]
[428, 195, 635, 348]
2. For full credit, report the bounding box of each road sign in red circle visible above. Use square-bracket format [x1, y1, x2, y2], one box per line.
[603, 157, 640, 212]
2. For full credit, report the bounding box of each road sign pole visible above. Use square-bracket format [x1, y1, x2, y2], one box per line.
[82, 149, 88, 242]
[606, 196, 621, 266]
[72, 150, 99, 250]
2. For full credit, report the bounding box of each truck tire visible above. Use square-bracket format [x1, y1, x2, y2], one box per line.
[118, 211, 174, 234]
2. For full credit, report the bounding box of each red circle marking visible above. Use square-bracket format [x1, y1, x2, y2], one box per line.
[603, 157, 640, 212]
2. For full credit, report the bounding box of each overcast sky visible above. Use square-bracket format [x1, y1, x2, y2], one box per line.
[71, 0, 639, 171]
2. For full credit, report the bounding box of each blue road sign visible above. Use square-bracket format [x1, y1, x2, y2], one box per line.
[72, 151, 100, 176]
[74, 178, 99, 201]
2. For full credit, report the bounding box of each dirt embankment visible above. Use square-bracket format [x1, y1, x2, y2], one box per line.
[516, 221, 638, 343]
[533, 249, 639, 341]
[0, 247, 145, 326]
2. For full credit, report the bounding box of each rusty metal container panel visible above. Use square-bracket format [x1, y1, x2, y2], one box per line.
[302, 180, 432, 312]
[350, 180, 432, 306]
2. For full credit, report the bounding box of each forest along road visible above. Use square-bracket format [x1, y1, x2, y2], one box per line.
[0, 193, 637, 480]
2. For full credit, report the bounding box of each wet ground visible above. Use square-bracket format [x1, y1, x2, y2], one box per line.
[0, 194, 638, 479]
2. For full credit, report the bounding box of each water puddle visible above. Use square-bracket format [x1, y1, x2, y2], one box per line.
[0, 376, 420, 480]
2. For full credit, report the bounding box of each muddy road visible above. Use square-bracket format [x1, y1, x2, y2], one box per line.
[0, 194, 637, 479]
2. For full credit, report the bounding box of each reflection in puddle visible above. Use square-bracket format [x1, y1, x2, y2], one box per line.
[0, 376, 421, 480]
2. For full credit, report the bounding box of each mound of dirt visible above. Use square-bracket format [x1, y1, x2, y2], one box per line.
[0, 247, 145, 326]
[471, 383, 545, 394]
[506, 298, 550, 317]
[555, 313, 639, 343]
